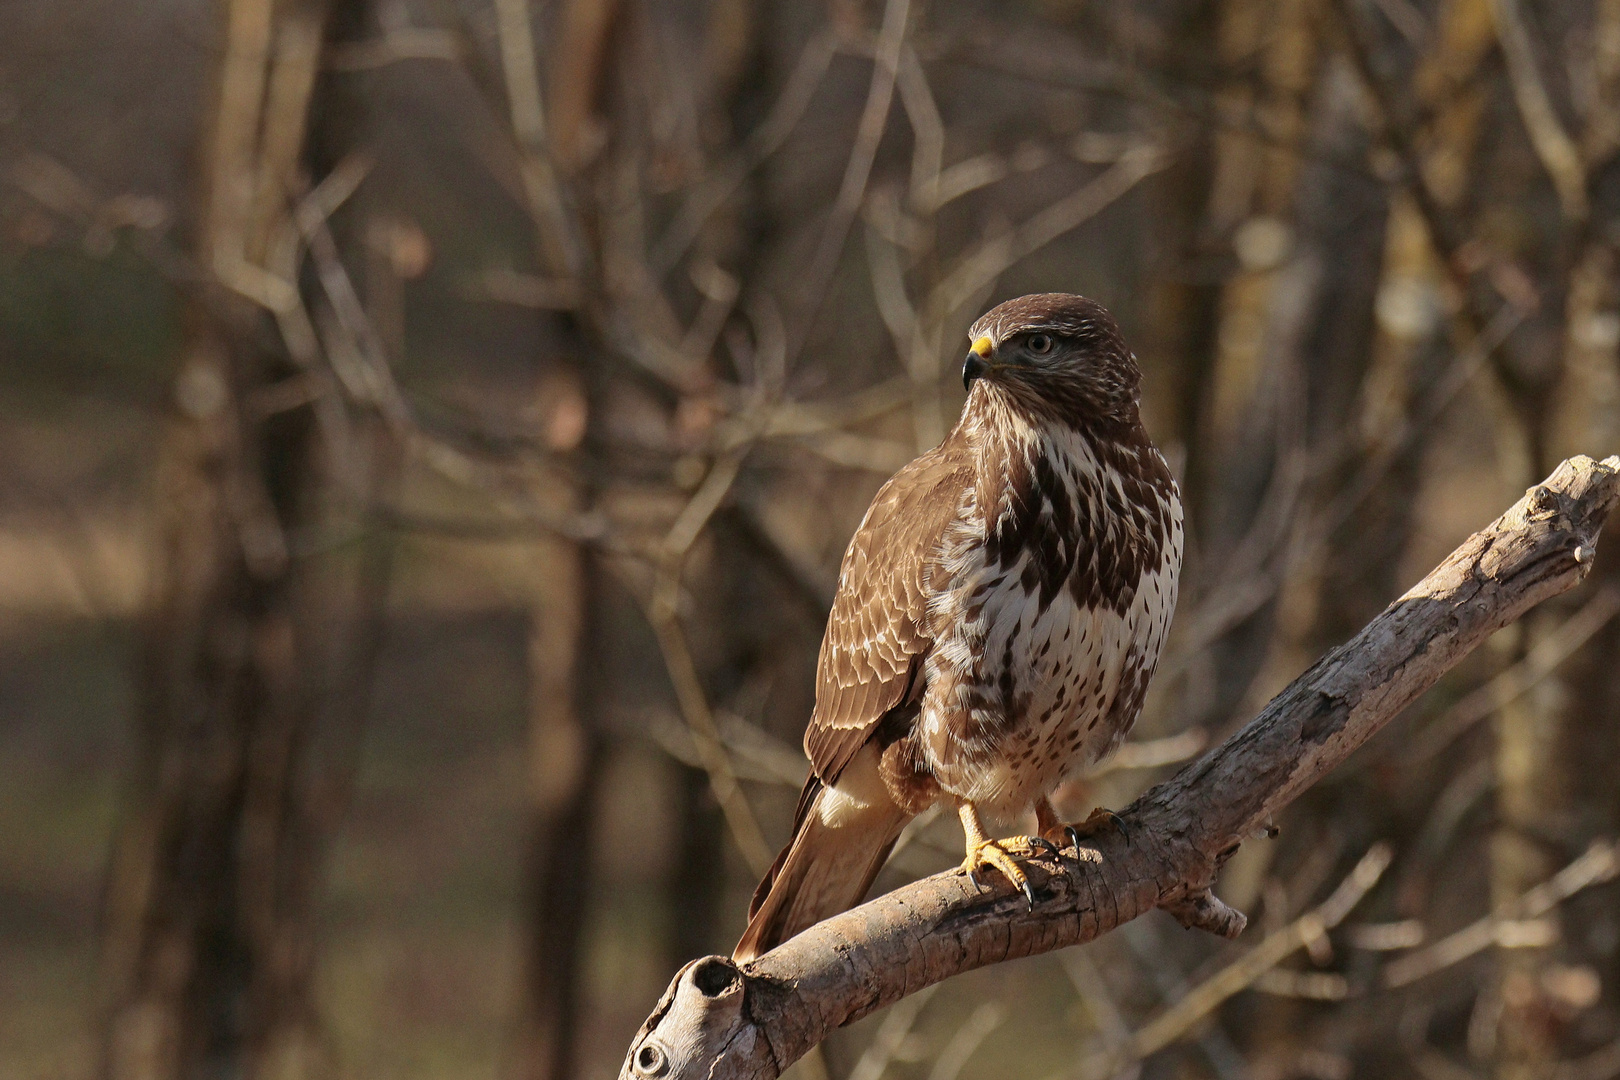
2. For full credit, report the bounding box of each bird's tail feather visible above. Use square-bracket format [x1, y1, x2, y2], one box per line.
[733, 769, 908, 963]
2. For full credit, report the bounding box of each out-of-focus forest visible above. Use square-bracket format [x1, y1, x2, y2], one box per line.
[3, 0, 1620, 1078]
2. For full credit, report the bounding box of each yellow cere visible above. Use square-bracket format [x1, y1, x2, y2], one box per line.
[971, 336, 993, 357]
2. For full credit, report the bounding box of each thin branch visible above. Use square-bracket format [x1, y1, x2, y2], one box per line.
[1348, 920, 1427, 951]
[797, 0, 912, 330]
[1093, 729, 1209, 775]
[644, 707, 809, 789]
[1383, 838, 1620, 988]
[650, 30, 839, 274]
[1076, 845, 1391, 1080]
[1060, 949, 1135, 1078]
[639, 309, 791, 876]
[878, 142, 1169, 451]
[1408, 582, 1620, 760]
[1161, 303, 1524, 683]
[1114, 920, 1250, 1080]
[619, 455, 1620, 1079]
[1488, 0, 1589, 219]
[492, 0, 580, 277]
[845, 986, 939, 1080]
[925, 144, 1169, 323]
[925, 1002, 1003, 1080]
[1250, 969, 1350, 1000]
[325, 26, 463, 71]
[1330, 0, 1476, 266]
[896, 46, 944, 211]
[643, 614, 775, 874]
[472, 269, 583, 310]
[1582, 0, 1620, 164]
[783, 431, 916, 474]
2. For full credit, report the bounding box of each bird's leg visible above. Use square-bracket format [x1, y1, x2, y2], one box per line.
[957, 802, 1055, 908]
[1035, 796, 1064, 843]
[1035, 794, 1130, 851]
[1062, 805, 1131, 849]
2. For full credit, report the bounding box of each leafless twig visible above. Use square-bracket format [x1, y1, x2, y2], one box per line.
[1488, 0, 1589, 219]
[1074, 845, 1391, 1080]
[845, 986, 939, 1080]
[1384, 839, 1620, 988]
[797, 0, 912, 333]
[1409, 583, 1620, 761]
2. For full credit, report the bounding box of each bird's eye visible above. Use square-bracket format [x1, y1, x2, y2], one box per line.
[1027, 333, 1054, 355]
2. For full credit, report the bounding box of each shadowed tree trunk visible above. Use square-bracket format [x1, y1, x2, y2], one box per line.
[660, 0, 771, 978]
[1165, 0, 1322, 738]
[1474, 8, 1593, 1073]
[521, 553, 606, 1080]
[1140, 0, 1223, 486]
[505, 0, 613, 1075]
[97, 1, 391, 1077]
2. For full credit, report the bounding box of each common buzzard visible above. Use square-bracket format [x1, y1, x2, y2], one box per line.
[734, 293, 1183, 962]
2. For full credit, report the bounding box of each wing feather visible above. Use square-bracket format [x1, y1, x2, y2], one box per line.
[804, 445, 971, 784]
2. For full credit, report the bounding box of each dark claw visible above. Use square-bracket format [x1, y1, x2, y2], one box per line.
[1020, 878, 1036, 909]
[1064, 825, 1081, 851]
[1107, 810, 1132, 845]
[968, 867, 982, 890]
[1030, 836, 1059, 856]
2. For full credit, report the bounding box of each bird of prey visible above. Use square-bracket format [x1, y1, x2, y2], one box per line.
[734, 293, 1183, 963]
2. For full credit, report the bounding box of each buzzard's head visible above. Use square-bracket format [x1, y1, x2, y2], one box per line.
[962, 293, 1141, 425]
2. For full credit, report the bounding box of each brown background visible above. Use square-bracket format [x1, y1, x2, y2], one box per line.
[2, 0, 1619, 1078]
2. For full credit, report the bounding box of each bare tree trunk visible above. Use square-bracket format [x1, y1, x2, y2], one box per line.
[514, 3, 795, 1069]
[521, 555, 605, 1080]
[503, 0, 614, 1074]
[512, 268, 608, 1080]
[1550, 240, 1620, 1043]
[1232, 46, 1394, 1067]
[97, 1, 389, 1077]
[1140, 0, 1223, 487]
[1477, 11, 1598, 1074]
[1171, 0, 1321, 734]
[518, 457, 605, 1080]
[1490, 258, 1610, 1080]
[659, 0, 770, 977]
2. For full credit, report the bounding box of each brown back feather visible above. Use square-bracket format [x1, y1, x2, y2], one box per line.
[803, 442, 970, 785]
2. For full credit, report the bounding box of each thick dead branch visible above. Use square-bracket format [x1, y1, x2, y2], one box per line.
[619, 455, 1620, 1080]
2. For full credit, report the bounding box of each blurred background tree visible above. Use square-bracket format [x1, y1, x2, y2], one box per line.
[1, 0, 1619, 1078]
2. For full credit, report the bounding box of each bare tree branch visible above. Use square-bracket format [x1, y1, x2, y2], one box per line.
[618, 454, 1620, 1080]
[1075, 844, 1392, 1080]
[1408, 582, 1620, 760]
[1488, 0, 1589, 219]
[800, 0, 911, 319]
[1383, 838, 1620, 988]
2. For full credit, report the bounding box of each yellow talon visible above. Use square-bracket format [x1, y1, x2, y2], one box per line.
[957, 804, 1056, 908]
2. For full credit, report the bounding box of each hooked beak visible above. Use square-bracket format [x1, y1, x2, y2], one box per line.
[962, 336, 993, 390]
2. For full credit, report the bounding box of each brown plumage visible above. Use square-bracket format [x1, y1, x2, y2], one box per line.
[734, 293, 1183, 963]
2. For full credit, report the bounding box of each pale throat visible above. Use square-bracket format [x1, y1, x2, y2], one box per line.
[964, 385, 1090, 515]
[965, 385, 1041, 458]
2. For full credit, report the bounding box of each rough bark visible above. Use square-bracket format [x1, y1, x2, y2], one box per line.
[618, 455, 1620, 1080]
